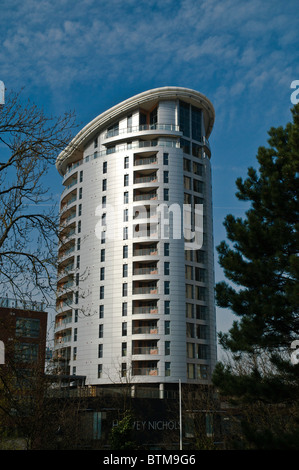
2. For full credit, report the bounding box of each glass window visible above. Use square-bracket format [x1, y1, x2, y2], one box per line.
[98, 344, 103, 358]
[100, 286, 104, 299]
[124, 174, 129, 186]
[122, 342, 127, 357]
[164, 243, 169, 256]
[103, 161, 107, 173]
[164, 188, 169, 201]
[101, 249, 105, 262]
[16, 318, 40, 338]
[100, 267, 105, 280]
[123, 264, 128, 277]
[164, 281, 170, 295]
[99, 324, 103, 338]
[179, 101, 190, 137]
[163, 153, 169, 165]
[164, 262, 170, 275]
[124, 191, 129, 204]
[102, 179, 107, 191]
[99, 305, 104, 318]
[165, 341, 170, 355]
[122, 322, 127, 336]
[122, 302, 127, 316]
[123, 245, 128, 258]
[163, 171, 169, 183]
[164, 300, 170, 315]
[165, 321, 170, 335]
[165, 362, 171, 376]
[122, 283, 128, 296]
[191, 105, 202, 141]
[98, 364, 102, 378]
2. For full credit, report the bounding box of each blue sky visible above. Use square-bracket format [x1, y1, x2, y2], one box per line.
[1, 0, 298, 350]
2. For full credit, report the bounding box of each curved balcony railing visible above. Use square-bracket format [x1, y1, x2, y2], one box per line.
[105, 123, 180, 139]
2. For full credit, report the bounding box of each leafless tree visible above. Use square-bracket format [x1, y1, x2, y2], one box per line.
[0, 89, 77, 307]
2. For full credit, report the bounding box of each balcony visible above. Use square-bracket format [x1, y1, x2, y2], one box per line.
[133, 346, 159, 355]
[133, 262, 158, 276]
[133, 243, 158, 257]
[134, 155, 158, 166]
[132, 361, 159, 376]
[132, 321, 158, 335]
[105, 123, 180, 140]
[133, 282, 158, 295]
[133, 301, 158, 315]
[133, 190, 157, 202]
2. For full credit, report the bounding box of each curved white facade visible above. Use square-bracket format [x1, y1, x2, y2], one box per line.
[54, 87, 216, 390]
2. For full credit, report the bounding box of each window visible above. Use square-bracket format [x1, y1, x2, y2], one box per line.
[94, 138, 98, 148]
[98, 344, 103, 358]
[164, 300, 170, 315]
[165, 321, 170, 335]
[122, 283, 128, 296]
[179, 100, 190, 137]
[124, 174, 129, 186]
[187, 322, 194, 338]
[101, 249, 105, 262]
[98, 364, 102, 378]
[75, 291, 79, 304]
[101, 231, 105, 244]
[193, 161, 203, 176]
[100, 267, 105, 280]
[76, 255, 80, 269]
[191, 105, 202, 141]
[124, 156, 129, 168]
[122, 322, 127, 336]
[123, 208, 128, 222]
[187, 342, 195, 358]
[195, 286, 206, 301]
[183, 158, 191, 172]
[122, 342, 127, 357]
[100, 286, 104, 299]
[164, 281, 170, 295]
[165, 341, 170, 355]
[78, 220, 81, 233]
[74, 328, 78, 341]
[123, 264, 128, 277]
[123, 226, 128, 240]
[195, 267, 205, 282]
[78, 204, 82, 216]
[165, 362, 171, 376]
[193, 179, 203, 193]
[79, 187, 82, 199]
[99, 324, 103, 338]
[196, 305, 207, 320]
[164, 262, 170, 275]
[77, 238, 81, 250]
[124, 191, 129, 204]
[73, 347, 77, 360]
[122, 302, 127, 316]
[102, 179, 107, 192]
[79, 170, 83, 182]
[186, 284, 193, 299]
[185, 265, 193, 280]
[123, 245, 128, 258]
[186, 303, 194, 319]
[76, 272, 79, 286]
[99, 305, 104, 318]
[164, 243, 169, 256]
[184, 176, 191, 190]
[163, 153, 169, 165]
[103, 161, 107, 173]
[121, 363, 127, 377]
[75, 309, 78, 322]
[16, 318, 40, 338]
[102, 195, 106, 208]
[164, 188, 169, 201]
[102, 213, 106, 226]
[163, 171, 169, 183]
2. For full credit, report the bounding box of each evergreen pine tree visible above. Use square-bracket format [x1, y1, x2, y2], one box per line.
[213, 104, 299, 449]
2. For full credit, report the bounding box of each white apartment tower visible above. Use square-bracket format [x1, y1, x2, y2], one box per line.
[54, 87, 216, 393]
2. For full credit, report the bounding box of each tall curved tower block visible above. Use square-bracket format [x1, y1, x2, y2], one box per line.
[54, 87, 216, 393]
